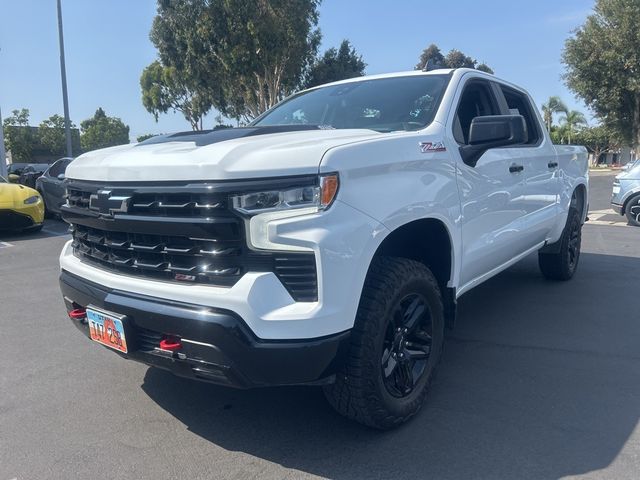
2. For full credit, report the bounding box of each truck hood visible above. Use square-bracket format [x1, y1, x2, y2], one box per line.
[66, 126, 382, 182]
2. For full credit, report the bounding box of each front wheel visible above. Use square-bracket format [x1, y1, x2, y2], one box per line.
[625, 194, 640, 227]
[323, 256, 444, 429]
[538, 207, 582, 281]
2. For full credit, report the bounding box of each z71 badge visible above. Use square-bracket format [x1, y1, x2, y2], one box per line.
[419, 141, 446, 153]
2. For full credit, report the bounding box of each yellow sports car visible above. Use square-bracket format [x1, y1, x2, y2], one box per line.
[0, 174, 45, 232]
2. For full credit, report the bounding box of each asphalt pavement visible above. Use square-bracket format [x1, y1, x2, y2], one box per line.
[1, 171, 639, 480]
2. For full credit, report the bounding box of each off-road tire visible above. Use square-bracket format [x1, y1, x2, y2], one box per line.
[323, 256, 445, 429]
[538, 207, 582, 281]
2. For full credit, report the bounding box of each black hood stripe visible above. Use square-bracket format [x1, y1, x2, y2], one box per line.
[137, 125, 324, 148]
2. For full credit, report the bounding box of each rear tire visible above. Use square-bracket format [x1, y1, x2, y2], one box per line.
[624, 194, 640, 227]
[323, 256, 445, 429]
[538, 207, 582, 281]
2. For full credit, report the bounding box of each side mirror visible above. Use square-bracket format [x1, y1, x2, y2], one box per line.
[459, 115, 528, 167]
[57, 173, 66, 181]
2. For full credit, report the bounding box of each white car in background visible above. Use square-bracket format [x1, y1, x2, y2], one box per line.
[612, 160, 640, 226]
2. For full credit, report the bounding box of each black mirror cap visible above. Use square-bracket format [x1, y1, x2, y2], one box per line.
[469, 114, 528, 146]
[461, 115, 528, 167]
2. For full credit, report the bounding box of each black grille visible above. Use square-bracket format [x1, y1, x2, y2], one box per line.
[65, 187, 91, 209]
[136, 328, 162, 352]
[67, 186, 228, 218]
[273, 256, 318, 302]
[0, 210, 36, 230]
[63, 180, 318, 301]
[71, 224, 243, 285]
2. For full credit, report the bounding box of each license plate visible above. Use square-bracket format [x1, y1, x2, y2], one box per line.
[613, 186, 621, 194]
[87, 307, 128, 353]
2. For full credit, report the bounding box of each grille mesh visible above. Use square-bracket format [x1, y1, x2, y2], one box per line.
[64, 182, 318, 301]
[136, 328, 163, 352]
[71, 224, 243, 285]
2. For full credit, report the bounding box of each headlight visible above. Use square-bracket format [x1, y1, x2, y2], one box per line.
[23, 195, 40, 205]
[232, 174, 339, 215]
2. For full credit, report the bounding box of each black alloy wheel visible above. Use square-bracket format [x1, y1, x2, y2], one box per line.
[381, 293, 433, 398]
[567, 216, 581, 270]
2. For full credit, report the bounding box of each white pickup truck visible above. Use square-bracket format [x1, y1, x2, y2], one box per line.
[59, 68, 588, 429]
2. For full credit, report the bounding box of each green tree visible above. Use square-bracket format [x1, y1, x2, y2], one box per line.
[303, 40, 366, 89]
[80, 108, 130, 152]
[476, 63, 494, 74]
[3, 108, 34, 162]
[213, 114, 233, 130]
[136, 133, 158, 142]
[140, 60, 212, 130]
[560, 110, 587, 144]
[415, 44, 445, 70]
[541, 96, 568, 132]
[550, 124, 567, 144]
[573, 125, 621, 166]
[39, 114, 80, 157]
[149, 0, 321, 122]
[415, 44, 493, 73]
[563, 0, 640, 149]
[445, 49, 475, 69]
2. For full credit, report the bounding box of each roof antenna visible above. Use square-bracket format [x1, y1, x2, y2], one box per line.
[423, 58, 444, 72]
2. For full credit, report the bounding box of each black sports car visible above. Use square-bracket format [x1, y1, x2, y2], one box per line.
[36, 158, 73, 216]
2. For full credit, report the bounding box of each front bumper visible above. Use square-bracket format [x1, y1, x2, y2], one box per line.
[0, 208, 42, 230]
[60, 270, 350, 388]
[59, 198, 385, 340]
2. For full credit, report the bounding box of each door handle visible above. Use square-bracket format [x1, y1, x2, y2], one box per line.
[509, 164, 524, 173]
[548, 161, 558, 169]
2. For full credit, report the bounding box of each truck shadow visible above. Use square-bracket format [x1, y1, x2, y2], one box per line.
[141, 252, 640, 479]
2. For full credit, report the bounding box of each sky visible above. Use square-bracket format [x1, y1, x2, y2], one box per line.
[0, 0, 594, 141]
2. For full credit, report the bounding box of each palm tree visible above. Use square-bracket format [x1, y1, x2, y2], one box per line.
[560, 110, 587, 144]
[541, 96, 568, 132]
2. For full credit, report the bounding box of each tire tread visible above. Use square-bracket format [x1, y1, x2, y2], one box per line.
[324, 256, 444, 429]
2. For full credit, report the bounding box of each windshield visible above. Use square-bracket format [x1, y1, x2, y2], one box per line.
[253, 75, 449, 132]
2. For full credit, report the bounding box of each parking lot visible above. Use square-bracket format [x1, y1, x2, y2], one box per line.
[1, 171, 638, 480]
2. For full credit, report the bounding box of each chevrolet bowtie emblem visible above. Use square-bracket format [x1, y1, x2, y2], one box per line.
[89, 190, 131, 217]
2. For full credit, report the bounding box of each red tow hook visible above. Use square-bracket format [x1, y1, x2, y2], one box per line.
[159, 335, 182, 352]
[68, 308, 87, 320]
